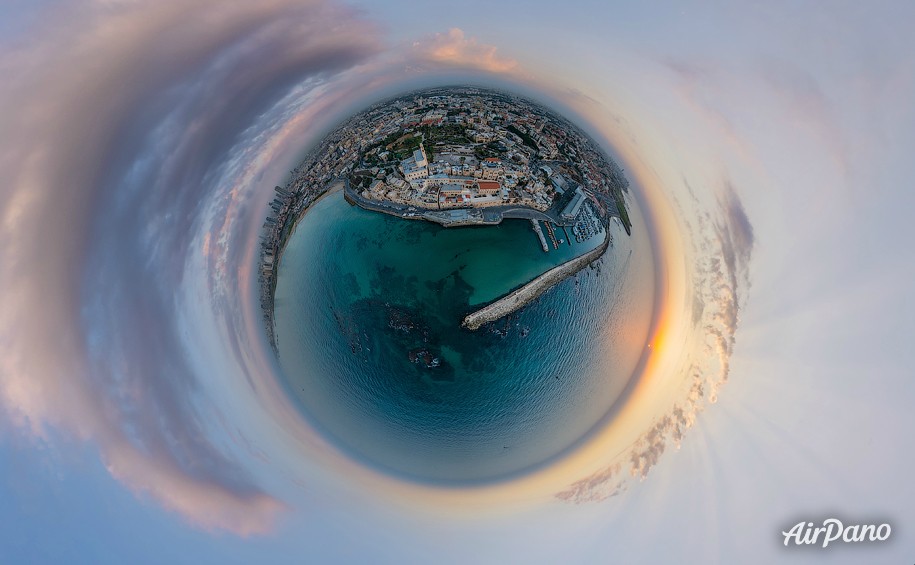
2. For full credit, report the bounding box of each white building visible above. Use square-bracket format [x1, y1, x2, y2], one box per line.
[386, 175, 407, 190]
[401, 144, 429, 181]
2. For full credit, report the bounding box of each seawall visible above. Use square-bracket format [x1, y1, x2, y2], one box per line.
[461, 235, 611, 330]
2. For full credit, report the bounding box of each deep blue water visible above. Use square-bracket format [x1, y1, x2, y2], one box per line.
[274, 190, 654, 483]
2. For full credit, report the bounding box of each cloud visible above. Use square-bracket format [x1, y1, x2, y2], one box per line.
[411, 28, 519, 74]
[0, 0, 379, 535]
[757, 60, 850, 174]
[661, 55, 855, 181]
[557, 180, 753, 503]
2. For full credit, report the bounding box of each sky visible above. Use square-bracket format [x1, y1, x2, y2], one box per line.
[1, 1, 914, 563]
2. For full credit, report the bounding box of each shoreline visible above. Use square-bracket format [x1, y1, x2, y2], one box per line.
[263, 182, 341, 350]
[461, 233, 611, 330]
[348, 175, 614, 329]
[260, 87, 633, 351]
[266, 180, 610, 343]
[344, 178, 564, 228]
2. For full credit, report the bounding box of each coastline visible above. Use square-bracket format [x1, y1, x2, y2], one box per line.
[347, 176, 614, 329]
[260, 86, 633, 351]
[263, 182, 341, 350]
[344, 178, 567, 228]
[462, 233, 611, 330]
[267, 180, 611, 342]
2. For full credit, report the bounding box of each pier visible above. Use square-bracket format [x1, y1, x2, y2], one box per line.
[462, 234, 611, 330]
[531, 219, 549, 252]
[544, 221, 560, 249]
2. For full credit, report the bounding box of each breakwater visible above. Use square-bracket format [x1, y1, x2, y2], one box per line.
[531, 219, 549, 252]
[462, 235, 611, 330]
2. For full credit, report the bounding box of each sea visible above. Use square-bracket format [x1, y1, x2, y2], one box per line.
[273, 190, 656, 484]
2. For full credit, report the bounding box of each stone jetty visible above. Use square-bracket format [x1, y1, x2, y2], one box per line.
[462, 235, 611, 330]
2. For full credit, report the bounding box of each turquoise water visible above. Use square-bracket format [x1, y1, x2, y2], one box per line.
[332, 204, 604, 307]
[274, 191, 654, 483]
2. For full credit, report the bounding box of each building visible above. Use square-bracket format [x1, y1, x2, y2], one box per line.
[476, 180, 501, 197]
[386, 175, 407, 189]
[439, 182, 471, 209]
[439, 183, 466, 197]
[480, 158, 503, 180]
[427, 175, 475, 189]
[402, 159, 428, 181]
[560, 187, 586, 222]
[413, 145, 428, 168]
[368, 179, 386, 196]
[401, 143, 429, 181]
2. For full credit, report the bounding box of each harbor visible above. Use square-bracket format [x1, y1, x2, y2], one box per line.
[344, 170, 612, 328]
[462, 230, 611, 330]
[264, 86, 648, 487]
[260, 86, 633, 346]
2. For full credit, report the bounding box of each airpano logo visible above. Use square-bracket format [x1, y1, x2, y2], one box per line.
[782, 518, 891, 548]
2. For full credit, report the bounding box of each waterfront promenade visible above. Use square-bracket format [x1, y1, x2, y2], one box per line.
[345, 179, 562, 227]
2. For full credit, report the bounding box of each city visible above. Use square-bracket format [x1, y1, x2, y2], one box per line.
[259, 87, 633, 346]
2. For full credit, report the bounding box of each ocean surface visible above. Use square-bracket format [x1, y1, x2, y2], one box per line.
[273, 190, 656, 483]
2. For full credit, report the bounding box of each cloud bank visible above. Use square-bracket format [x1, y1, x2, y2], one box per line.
[411, 28, 520, 74]
[557, 180, 753, 502]
[0, 0, 380, 535]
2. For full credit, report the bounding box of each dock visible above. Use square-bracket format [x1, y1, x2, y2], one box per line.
[530, 219, 549, 252]
[544, 221, 560, 249]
